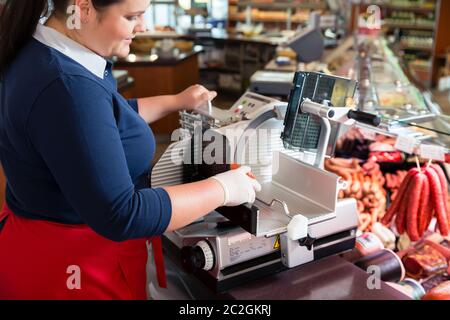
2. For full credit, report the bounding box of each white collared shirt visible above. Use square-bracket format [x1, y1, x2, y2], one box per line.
[33, 23, 107, 79]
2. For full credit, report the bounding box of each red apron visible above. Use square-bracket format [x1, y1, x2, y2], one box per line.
[0, 204, 166, 300]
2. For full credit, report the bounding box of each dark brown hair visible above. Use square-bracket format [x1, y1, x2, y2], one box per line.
[0, 0, 124, 76]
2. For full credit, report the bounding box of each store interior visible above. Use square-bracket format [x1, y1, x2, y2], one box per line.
[1, 0, 450, 300]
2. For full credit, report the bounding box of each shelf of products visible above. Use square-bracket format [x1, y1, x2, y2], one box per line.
[384, 23, 434, 30]
[399, 30, 434, 50]
[383, 4, 436, 13]
[384, 8, 436, 28]
[235, 0, 327, 10]
[364, 0, 436, 10]
[228, 0, 333, 30]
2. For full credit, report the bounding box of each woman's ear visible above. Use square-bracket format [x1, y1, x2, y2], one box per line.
[75, 0, 93, 24]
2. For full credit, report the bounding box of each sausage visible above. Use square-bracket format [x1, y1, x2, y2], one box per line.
[424, 167, 449, 236]
[324, 161, 352, 181]
[417, 175, 431, 237]
[343, 174, 353, 197]
[358, 213, 371, 232]
[386, 174, 393, 189]
[382, 168, 418, 225]
[363, 178, 371, 195]
[406, 172, 426, 241]
[431, 164, 449, 223]
[355, 189, 363, 200]
[363, 197, 372, 208]
[395, 169, 421, 234]
[370, 208, 379, 228]
[396, 178, 415, 235]
[391, 174, 398, 188]
[374, 173, 386, 188]
[351, 172, 360, 194]
[329, 158, 360, 169]
[357, 200, 365, 213]
[391, 189, 398, 201]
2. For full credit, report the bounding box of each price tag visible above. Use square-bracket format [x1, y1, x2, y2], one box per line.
[394, 135, 418, 154]
[419, 144, 445, 162]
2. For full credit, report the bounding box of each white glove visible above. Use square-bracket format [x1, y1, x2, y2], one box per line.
[210, 166, 262, 207]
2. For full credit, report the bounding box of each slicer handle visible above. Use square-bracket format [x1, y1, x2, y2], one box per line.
[347, 110, 381, 127]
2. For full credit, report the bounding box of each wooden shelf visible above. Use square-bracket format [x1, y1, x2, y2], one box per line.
[236, 1, 327, 10]
[384, 23, 435, 30]
[360, 1, 436, 12]
[399, 45, 433, 52]
[228, 0, 328, 28]
[383, 4, 436, 13]
[228, 16, 307, 24]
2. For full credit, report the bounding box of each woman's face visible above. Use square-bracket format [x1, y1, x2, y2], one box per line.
[81, 0, 149, 58]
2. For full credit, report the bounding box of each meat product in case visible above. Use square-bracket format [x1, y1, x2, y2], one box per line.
[402, 244, 448, 279]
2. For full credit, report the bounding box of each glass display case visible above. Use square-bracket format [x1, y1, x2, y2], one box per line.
[357, 39, 433, 126]
[327, 36, 449, 155]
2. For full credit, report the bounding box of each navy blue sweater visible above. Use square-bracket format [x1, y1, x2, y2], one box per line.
[0, 38, 172, 241]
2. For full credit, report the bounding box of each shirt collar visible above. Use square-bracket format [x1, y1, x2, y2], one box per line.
[33, 23, 107, 79]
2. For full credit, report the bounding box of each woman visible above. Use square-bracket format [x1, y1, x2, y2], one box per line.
[0, 0, 261, 300]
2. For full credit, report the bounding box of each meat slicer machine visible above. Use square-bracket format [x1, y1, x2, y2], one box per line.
[151, 72, 382, 292]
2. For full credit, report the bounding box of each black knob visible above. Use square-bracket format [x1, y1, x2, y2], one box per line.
[181, 246, 204, 273]
[298, 235, 316, 251]
[181, 241, 215, 273]
[347, 110, 381, 127]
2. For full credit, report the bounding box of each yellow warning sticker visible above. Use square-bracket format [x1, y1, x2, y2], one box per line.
[273, 235, 280, 250]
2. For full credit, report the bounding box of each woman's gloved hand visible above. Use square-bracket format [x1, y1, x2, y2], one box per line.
[176, 84, 217, 111]
[210, 166, 262, 207]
